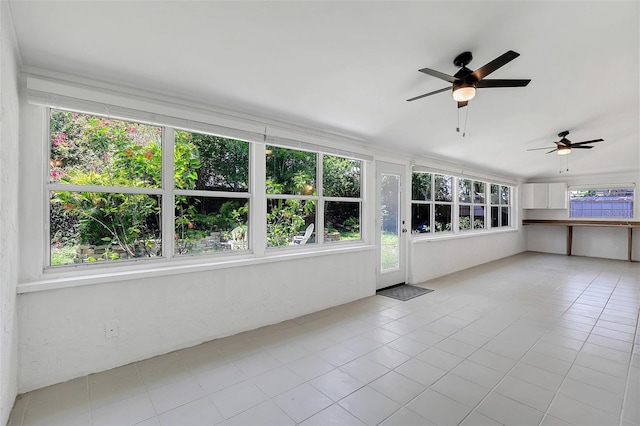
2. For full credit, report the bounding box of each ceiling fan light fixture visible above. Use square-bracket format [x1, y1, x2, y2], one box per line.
[452, 85, 476, 102]
[557, 147, 572, 155]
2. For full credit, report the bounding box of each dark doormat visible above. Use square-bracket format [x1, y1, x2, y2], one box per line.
[376, 284, 434, 301]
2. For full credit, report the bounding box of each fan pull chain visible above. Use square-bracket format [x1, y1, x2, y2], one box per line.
[462, 104, 470, 137]
[559, 155, 570, 173]
[456, 105, 470, 136]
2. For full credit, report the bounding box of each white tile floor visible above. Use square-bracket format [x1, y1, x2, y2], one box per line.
[8, 252, 640, 426]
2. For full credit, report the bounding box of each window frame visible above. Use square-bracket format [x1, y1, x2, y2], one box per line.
[171, 128, 252, 257]
[265, 148, 364, 248]
[458, 179, 487, 231]
[411, 170, 514, 238]
[568, 186, 635, 219]
[45, 107, 368, 271]
[47, 109, 166, 267]
[490, 184, 512, 228]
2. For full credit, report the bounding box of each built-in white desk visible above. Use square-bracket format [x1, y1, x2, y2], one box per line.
[523, 219, 640, 262]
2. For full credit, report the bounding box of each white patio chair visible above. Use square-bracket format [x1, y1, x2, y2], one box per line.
[291, 223, 314, 245]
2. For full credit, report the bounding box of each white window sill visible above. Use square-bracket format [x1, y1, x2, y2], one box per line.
[18, 243, 376, 294]
[411, 227, 519, 243]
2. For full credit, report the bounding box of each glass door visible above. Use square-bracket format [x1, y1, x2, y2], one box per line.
[376, 162, 407, 289]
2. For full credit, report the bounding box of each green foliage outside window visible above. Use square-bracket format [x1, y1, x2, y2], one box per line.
[49, 111, 363, 265]
[412, 172, 431, 201]
[50, 111, 168, 264]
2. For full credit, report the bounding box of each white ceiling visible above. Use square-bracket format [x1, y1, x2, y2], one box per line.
[8, 1, 640, 179]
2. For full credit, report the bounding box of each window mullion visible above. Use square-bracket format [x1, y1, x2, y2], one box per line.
[453, 177, 459, 233]
[163, 128, 175, 259]
[173, 189, 250, 198]
[45, 107, 52, 267]
[430, 174, 435, 234]
[317, 153, 324, 244]
[48, 184, 163, 195]
[252, 142, 267, 256]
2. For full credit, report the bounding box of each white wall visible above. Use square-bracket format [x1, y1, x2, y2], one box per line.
[0, 2, 21, 423]
[524, 173, 640, 261]
[409, 231, 526, 283]
[18, 250, 375, 392]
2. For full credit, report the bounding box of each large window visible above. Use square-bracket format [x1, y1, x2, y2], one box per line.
[411, 172, 432, 233]
[490, 184, 511, 228]
[48, 108, 364, 268]
[434, 174, 453, 233]
[265, 146, 362, 246]
[49, 110, 163, 266]
[411, 173, 453, 233]
[323, 155, 362, 243]
[569, 188, 634, 218]
[266, 146, 317, 247]
[459, 179, 486, 231]
[412, 171, 512, 235]
[173, 130, 249, 255]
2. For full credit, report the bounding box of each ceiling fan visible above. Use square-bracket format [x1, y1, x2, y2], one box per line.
[407, 50, 531, 108]
[527, 131, 604, 155]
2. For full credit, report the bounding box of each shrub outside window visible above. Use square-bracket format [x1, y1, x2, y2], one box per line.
[49, 110, 163, 266]
[569, 188, 634, 218]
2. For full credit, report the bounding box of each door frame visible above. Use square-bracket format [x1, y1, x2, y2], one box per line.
[375, 161, 408, 290]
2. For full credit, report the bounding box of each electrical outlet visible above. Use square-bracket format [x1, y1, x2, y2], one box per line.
[105, 320, 119, 338]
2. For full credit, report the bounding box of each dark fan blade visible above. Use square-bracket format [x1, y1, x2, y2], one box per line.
[547, 149, 558, 154]
[570, 139, 604, 147]
[471, 50, 520, 81]
[457, 101, 468, 109]
[527, 147, 555, 151]
[418, 68, 457, 83]
[476, 79, 531, 88]
[406, 87, 450, 102]
[571, 146, 594, 149]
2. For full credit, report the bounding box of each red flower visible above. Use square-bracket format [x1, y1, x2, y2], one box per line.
[144, 151, 153, 160]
